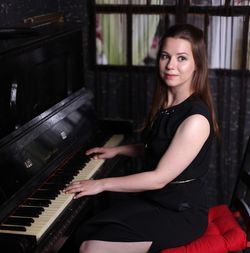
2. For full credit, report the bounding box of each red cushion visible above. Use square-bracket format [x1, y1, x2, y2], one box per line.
[159, 205, 247, 253]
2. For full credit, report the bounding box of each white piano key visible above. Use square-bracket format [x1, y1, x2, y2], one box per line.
[0, 134, 124, 240]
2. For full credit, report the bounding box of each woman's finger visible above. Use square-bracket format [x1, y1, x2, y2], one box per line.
[73, 191, 87, 199]
[86, 147, 102, 155]
[63, 181, 82, 193]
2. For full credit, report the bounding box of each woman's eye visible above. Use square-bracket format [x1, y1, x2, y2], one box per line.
[178, 56, 187, 61]
[160, 54, 169, 60]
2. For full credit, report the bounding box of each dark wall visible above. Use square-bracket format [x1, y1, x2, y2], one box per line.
[0, 0, 59, 25]
[0, 0, 91, 87]
[0, 0, 88, 137]
[58, 0, 93, 90]
[1, 0, 250, 208]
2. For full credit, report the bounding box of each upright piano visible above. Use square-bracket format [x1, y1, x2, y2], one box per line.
[0, 87, 133, 252]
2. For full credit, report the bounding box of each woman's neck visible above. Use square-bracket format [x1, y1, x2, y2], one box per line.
[165, 90, 193, 108]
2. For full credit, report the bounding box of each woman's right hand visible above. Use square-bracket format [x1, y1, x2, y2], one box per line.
[85, 146, 118, 160]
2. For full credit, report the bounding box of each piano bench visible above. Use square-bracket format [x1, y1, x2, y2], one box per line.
[159, 204, 247, 253]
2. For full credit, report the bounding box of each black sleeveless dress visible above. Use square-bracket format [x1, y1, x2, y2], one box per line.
[74, 94, 214, 253]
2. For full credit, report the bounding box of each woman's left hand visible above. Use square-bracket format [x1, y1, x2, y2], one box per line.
[63, 179, 103, 199]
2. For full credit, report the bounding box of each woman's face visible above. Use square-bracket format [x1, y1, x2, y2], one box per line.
[159, 37, 196, 92]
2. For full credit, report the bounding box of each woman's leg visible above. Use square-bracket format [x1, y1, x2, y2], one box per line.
[79, 240, 152, 253]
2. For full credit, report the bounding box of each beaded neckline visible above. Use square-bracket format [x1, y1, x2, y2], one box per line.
[160, 93, 194, 114]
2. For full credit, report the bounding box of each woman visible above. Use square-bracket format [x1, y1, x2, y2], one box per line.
[64, 24, 219, 253]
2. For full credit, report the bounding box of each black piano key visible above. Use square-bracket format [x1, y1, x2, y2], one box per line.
[46, 176, 73, 185]
[46, 166, 81, 183]
[13, 206, 44, 218]
[69, 155, 90, 165]
[54, 166, 83, 177]
[63, 158, 89, 172]
[31, 190, 58, 200]
[44, 174, 68, 185]
[4, 217, 34, 226]
[32, 156, 91, 200]
[23, 199, 51, 207]
[45, 167, 81, 187]
[50, 172, 74, 178]
[40, 183, 64, 191]
[0, 225, 26, 231]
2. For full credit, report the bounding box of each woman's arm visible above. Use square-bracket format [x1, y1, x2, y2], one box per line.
[64, 114, 210, 199]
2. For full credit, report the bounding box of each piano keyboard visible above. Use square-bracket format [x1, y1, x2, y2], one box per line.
[0, 134, 124, 240]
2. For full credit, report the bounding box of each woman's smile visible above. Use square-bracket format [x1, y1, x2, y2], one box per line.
[163, 73, 178, 79]
[159, 37, 196, 90]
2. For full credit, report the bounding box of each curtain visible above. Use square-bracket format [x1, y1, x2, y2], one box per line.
[207, 16, 243, 69]
[207, 71, 250, 206]
[96, 13, 127, 65]
[96, 13, 163, 65]
[132, 14, 161, 65]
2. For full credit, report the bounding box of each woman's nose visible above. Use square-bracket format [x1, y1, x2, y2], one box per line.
[166, 57, 175, 69]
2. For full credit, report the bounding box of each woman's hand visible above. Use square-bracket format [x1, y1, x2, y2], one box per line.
[63, 179, 103, 199]
[86, 146, 118, 159]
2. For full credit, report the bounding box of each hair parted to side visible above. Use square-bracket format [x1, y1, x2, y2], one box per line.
[146, 23, 219, 136]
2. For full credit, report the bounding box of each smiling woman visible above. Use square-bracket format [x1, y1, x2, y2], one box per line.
[63, 24, 219, 253]
[159, 37, 196, 100]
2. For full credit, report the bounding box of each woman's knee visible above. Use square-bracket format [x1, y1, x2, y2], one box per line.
[79, 241, 91, 253]
[79, 240, 104, 253]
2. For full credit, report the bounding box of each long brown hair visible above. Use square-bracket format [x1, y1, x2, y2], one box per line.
[146, 24, 219, 136]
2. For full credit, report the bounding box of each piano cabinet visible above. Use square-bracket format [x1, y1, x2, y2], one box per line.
[0, 87, 134, 253]
[0, 23, 84, 139]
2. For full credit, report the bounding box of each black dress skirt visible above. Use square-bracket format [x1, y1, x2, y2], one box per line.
[74, 94, 214, 253]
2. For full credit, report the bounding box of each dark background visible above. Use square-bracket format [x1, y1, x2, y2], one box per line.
[0, 0, 249, 207]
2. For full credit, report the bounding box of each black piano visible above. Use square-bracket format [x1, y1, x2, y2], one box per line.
[0, 87, 133, 252]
